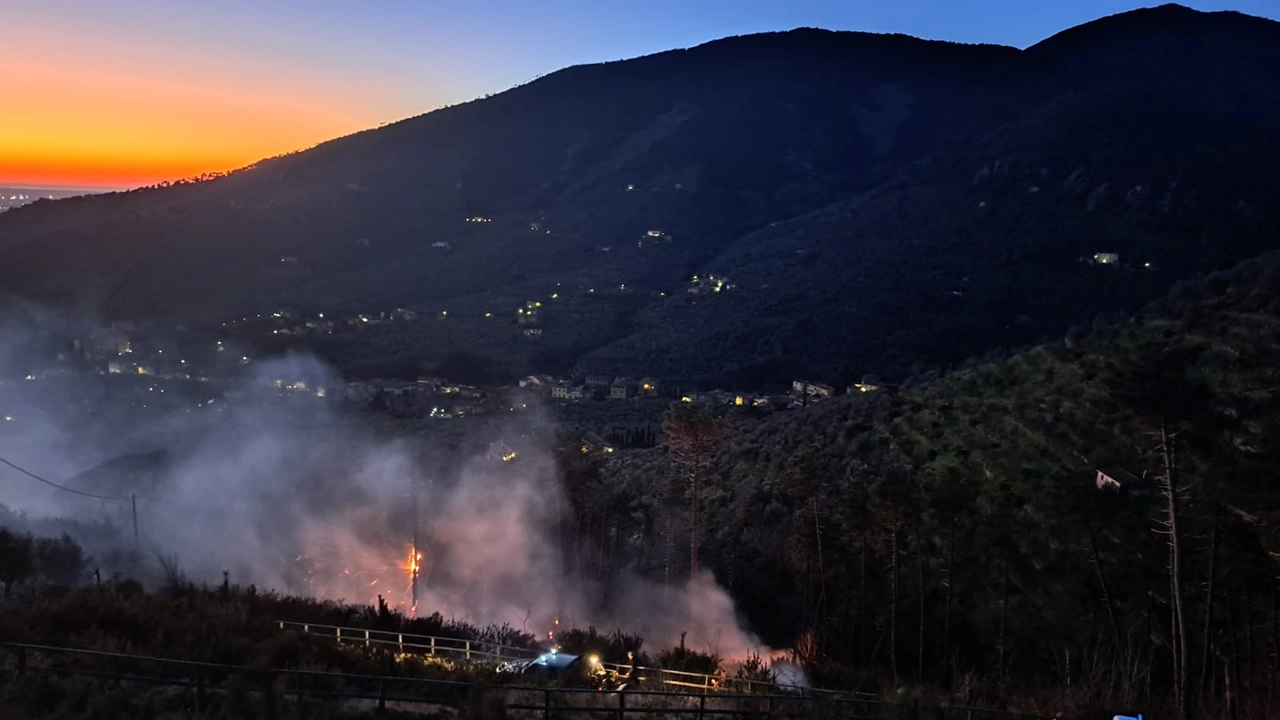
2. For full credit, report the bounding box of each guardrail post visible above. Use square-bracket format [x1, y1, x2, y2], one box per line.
[365, 630, 370, 648]
[766, 695, 774, 720]
[399, 634, 404, 653]
[278, 621, 284, 630]
[336, 628, 341, 643]
[543, 688, 551, 720]
[303, 624, 309, 633]
[465, 640, 471, 662]
[698, 694, 705, 720]
[430, 637, 436, 656]
[618, 690, 626, 720]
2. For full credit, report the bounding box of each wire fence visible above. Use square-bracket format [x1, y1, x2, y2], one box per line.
[0, 642, 1068, 720]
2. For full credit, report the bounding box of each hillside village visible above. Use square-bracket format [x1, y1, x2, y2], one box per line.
[7, 311, 879, 439]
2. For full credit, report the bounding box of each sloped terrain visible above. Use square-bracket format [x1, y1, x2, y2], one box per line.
[589, 247, 1280, 716]
[579, 88, 1280, 385]
[0, 30, 1054, 321]
[1, 5, 1279, 387]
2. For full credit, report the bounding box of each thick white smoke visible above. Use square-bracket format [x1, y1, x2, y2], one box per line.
[0, 343, 784, 667]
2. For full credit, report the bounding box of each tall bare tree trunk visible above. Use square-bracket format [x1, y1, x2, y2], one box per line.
[1085, 515, 1122, 652]
[662, 518, 672, 586]
[859, 528, 868, 670]
[1221, 594, 1241, 720]
[1270, 577, 1279, 707]
[999, 563, 1009, 681]
[943, 519, 955, 687]
[1245, 591, 1254, 693]
[1162, 425, 1189, 720]
[916, 535, 925, 681]
[1220, 645, 1236, 720]
[1200, 505, 1220, 700]
[662, 407, 728, 583]
[690, 463, 700, 577]
[890, 522, 900, 687]
[813, 498, 826, 631]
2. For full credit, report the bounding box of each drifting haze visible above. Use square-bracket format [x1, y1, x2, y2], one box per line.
[0, 342, 775, 663]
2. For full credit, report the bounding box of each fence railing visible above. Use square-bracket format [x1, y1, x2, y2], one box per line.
[0, 642, 1066, 720]
[276, 620, 851, 697]
[276, 620, 533, 664]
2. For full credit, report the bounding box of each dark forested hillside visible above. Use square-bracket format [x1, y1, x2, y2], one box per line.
[583, 249, 1280, 717]
[580, 87, 1280, 385]
[0, 30, 1054, 319]
[2, 5, 1279, 387]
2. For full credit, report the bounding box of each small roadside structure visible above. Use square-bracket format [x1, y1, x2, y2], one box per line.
[1095, 468, 1154, 496]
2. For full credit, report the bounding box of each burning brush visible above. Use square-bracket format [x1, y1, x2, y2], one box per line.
[401, 543, 423, 617]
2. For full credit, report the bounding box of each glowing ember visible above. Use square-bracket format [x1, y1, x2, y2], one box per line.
[400, 543, 423, 618]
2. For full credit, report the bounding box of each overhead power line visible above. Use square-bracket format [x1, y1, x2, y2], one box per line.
[0, 455, 127, 501]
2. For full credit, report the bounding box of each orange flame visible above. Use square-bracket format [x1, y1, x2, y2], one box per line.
[402, 545, 423, 577]
[400, 543, 423, 618]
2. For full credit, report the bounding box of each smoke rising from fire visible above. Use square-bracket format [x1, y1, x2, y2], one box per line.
[0, 343, 784, 666]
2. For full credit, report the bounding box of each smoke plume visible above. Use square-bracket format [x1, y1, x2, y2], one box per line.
[0, 341, 784, 667]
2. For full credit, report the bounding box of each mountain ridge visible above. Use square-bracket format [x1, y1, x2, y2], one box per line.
[2, 4, 1278, 387]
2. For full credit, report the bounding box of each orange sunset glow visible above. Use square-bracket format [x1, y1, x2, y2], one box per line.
[1, 61, 383, 190]
[1, 1, 452, 191]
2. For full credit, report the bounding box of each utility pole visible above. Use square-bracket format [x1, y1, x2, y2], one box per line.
[410, 478, 420, 615]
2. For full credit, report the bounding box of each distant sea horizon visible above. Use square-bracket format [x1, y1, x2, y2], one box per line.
[0, 184, 120, 196]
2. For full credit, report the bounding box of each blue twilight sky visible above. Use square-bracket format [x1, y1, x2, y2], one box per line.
[4, 0, 1278, 188]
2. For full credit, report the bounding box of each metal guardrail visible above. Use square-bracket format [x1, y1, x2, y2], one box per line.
[276, 620, 850, 697]
[0, 642, 1066, 720]
[276, 620, 532, 663]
